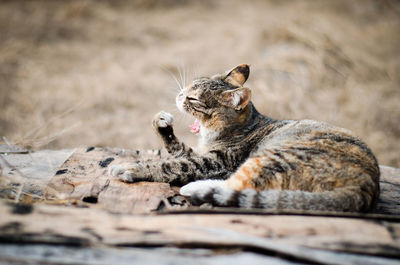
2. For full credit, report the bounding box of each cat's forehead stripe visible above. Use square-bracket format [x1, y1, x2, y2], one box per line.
[190, 79, 232, 91]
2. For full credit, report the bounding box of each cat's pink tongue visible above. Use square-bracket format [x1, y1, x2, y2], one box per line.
[190, 119, 200, 134]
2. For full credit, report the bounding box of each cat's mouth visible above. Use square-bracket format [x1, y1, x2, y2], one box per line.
[190, 119, 200, 134]
[176, 93, 200, 134]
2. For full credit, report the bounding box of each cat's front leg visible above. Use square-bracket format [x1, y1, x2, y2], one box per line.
[152, 111, 192, 157]
[109, 152, 231, 185]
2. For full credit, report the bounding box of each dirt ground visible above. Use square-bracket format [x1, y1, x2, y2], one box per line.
[1, 0, 399, 166]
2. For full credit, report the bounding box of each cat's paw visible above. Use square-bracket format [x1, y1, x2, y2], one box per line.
[108, 164, 135, 182]
[153, 111, 174, 129]
[180, 180, 234, 206]
[180, 180, 227, 197]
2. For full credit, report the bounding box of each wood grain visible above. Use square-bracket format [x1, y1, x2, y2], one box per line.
[1, 148, 400, 264]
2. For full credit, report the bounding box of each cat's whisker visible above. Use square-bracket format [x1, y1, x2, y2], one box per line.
[160, 65, 183, 92]
[178, 62, 190, 89]
[170, 72, 183, 92]
[178, 65, 184, 90]
[183, 65, 188, 88]
[166, 106, 192, 123]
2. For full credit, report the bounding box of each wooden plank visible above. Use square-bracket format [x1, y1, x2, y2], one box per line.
[377, 166, 400, 215]
[0, 149, 75, 203]
[0, 201, 399, 260]
[1, 148, 400, 261]
[1, 148, 400, 264]
[0, 244, 307, 265]
[0, 143, 29, 154]
[45, 147, 176, 213]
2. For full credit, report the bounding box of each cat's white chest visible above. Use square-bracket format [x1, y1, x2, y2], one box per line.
[196, 126, 220, 154]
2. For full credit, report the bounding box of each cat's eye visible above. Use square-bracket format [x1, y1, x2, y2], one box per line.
[187, 96, 207, 108]
[187, 97, 199, 102]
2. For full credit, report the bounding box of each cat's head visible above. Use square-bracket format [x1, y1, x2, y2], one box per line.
[176, 64, 252, 133]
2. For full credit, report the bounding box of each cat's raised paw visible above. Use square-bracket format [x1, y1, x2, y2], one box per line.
[153, 111, 174, 129]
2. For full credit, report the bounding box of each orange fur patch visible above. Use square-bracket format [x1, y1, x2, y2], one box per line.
[238, 105, 251, 123]
[202, 114, 225, 131]
[241, 166, 251, 177]
[226, 173, 255, 190]
[226, 157, 263, 191]
[253, 157, 262, 167]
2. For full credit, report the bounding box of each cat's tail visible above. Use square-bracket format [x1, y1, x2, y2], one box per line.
[180, 180, 376, 212]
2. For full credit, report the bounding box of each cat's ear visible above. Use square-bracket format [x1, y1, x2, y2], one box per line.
[223, 64, 250, 86]
[221, 87, 251, 111]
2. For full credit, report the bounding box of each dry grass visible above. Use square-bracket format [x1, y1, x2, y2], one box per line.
[0, 0, 399, 166]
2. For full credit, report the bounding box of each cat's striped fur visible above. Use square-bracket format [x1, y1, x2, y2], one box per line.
[109, 64, 380, 212]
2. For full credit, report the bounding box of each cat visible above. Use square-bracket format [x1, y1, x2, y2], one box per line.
[108, 64, 380, 212]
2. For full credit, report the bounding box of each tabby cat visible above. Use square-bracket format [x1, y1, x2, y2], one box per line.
[109, 64, 380, 212]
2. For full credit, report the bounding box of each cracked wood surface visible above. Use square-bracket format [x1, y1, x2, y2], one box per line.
[0, 147, 400, 264]
[0, 201, 399, 264]
[45, 147, 177, 213]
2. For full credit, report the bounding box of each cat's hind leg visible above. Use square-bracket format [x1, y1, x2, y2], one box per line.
[224, 156, 285, 191]
[180, 156, 283, 207]
[180, 156, 267, 196]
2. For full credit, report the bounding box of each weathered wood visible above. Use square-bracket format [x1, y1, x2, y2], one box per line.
[45, 147, 176, 213]
[377, 166, 400, 215]
[0, 149, 75, 203]
[0, 201, 399, 264]
[1, 148, 400, 264]
[0, 143, 29, 154]
[0, 244, 302, 265]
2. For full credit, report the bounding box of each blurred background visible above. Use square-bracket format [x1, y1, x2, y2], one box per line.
[0, 0, 399, 166]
